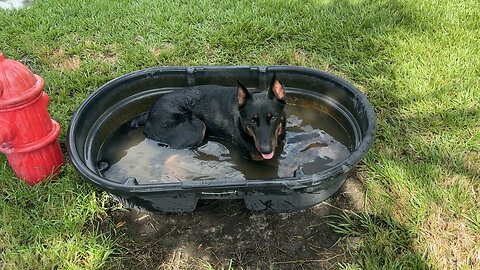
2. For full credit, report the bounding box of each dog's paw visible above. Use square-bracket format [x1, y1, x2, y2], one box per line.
[249, 153, 264, 161]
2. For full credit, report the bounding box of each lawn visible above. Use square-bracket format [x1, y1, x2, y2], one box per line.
[1, 0, 479, 269]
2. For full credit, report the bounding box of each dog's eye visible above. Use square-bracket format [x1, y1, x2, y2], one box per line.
[271, 115, 277, 121]
[249, 118, 256, 124]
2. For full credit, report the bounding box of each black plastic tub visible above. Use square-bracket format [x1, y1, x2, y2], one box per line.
[67, 66, 376, 212]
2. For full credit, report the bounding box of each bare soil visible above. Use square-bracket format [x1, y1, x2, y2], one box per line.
[104, 175, 364, 270]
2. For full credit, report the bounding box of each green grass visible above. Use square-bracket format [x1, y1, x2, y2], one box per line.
[0, 166, 113, 269]
[1, 0, 479, 269]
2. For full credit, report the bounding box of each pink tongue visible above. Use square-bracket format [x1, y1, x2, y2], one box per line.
[261, 152, 274, 160]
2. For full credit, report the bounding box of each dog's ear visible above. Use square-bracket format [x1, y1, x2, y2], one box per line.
[237, 81, 250, 108]
[268, 74, 285, 102]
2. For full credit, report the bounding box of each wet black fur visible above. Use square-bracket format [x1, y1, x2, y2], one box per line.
[136, 76, 286, 160]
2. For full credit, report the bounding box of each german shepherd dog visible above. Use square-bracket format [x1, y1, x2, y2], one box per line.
[137, 75, 286, 161]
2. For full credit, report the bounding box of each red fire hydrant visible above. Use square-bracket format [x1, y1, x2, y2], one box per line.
[0, 53, 64, 185]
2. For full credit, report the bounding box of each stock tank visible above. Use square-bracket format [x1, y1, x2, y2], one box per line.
[67, 66, 376, 212]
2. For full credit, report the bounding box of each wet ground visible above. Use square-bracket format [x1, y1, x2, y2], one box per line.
[103, 175, 364, 270]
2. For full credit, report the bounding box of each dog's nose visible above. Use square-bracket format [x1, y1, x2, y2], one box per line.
[259, 144, 272, 154]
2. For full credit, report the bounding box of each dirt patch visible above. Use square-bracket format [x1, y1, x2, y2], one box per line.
[49, 47, 81, 70]
[104, 176, 364, 270]
[85, 46, 118, 65]
[149, 43, 175, 58]
[291, 50, 308, 66]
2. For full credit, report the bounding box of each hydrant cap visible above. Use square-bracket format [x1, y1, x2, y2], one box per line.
[0, 53, 43, 109]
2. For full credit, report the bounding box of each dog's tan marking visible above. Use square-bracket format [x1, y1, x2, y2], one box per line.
[275, 122, 284, 138]
[250, 153, 263, 161]
[270, 122, 284, 153]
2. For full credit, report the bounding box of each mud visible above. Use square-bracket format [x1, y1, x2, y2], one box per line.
[104, 175, 365, 270]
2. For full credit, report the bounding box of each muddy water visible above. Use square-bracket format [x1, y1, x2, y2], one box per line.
[99, 97, 353, 184]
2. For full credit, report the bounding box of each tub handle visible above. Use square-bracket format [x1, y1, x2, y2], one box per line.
[182, 178, 247, 188]
[201, 190, 238, 197]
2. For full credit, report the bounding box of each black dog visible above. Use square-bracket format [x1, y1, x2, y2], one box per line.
[137, 75, 286, 160]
